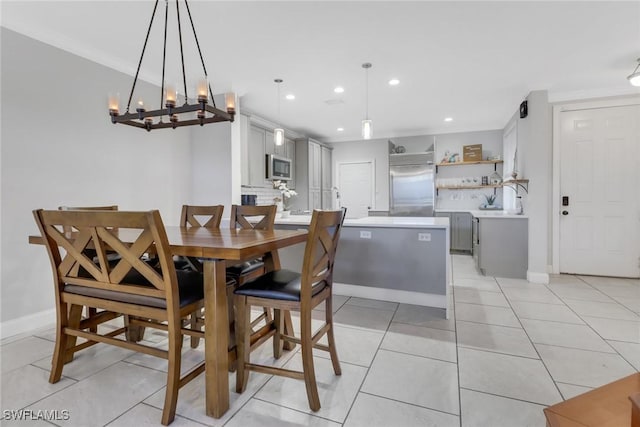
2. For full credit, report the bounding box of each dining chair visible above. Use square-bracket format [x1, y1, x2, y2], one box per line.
[233, 208, 346, 411]
[34, 209, 213, 425]
[227, 204, 277, 329]
[58, 205, 118, 334]
[178, 204, 224, 348]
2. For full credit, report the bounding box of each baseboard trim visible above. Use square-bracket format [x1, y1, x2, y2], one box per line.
[0, 308, 56, 340]
[527, 271, 550, 284]
[333, 282, 446, 309]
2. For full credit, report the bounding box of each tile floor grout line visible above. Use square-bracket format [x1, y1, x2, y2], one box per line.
[388, 320, 454, 333]
[250, 395, 341, 425]
[493, 274, 566, 402]
[376, 347, 458, 365]
[357, 390, 461, 419]
[451, 255, 464, 427]
[458, 386, 550, 408]
[545, 282, 634, 357]
[338, 298, 401, 426]
[455, 318, 523, 330]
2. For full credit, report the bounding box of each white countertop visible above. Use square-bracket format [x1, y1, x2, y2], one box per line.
[275, 214, 450, 229]
[470, 210, 528, 219]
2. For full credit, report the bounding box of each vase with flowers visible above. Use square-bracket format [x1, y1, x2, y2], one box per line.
[272, 180, 297, 217]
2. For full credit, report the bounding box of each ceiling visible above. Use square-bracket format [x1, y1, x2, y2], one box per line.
[3, 1, 639, 142]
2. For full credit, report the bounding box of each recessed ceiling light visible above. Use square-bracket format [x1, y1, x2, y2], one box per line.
[334, 86, 344, 93]
[388, 79, 400, 86]
[444, 117, 453, 122]
[337, 127, 344, 132]
[285, 94, 295, 100]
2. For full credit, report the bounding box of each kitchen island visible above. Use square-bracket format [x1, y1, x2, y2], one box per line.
[274, 215, 451, 317]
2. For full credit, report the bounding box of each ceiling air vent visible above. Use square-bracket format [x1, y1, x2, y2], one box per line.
[324, 99, 345, 106]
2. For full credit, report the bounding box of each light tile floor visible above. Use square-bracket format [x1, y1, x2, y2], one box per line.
[1, 254, 639, 426]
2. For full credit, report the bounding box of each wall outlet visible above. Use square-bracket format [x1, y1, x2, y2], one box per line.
[360, 230, 372, 239]
[418, 232, 431, 241]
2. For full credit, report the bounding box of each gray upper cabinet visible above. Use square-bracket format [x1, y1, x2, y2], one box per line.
[247, 125, 267, 187]
[242, 123, 295, 188]
[293, 138, 332, 211]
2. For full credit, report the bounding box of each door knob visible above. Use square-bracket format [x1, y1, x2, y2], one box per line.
[562, 210, 569, 216]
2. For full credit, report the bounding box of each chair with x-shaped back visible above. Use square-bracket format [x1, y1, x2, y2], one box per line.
[34, 209, 207, 425]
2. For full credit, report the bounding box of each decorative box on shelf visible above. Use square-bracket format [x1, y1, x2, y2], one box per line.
[463, 144, 482, 162]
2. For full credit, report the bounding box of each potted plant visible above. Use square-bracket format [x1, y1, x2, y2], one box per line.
[484, 194, 497, 209]
[273, 180, 297, 217]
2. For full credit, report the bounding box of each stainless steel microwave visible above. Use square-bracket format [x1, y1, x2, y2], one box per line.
[266, 154, 292, 181]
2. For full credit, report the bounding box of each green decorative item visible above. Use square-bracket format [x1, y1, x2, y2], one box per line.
[485, 194, 496, 206]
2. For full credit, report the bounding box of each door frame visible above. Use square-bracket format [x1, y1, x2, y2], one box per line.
[336, 159, 376, 214]
[551, 95, 640, 274]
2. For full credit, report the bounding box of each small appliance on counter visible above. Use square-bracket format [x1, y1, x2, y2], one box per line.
[241, 194, 257, 205]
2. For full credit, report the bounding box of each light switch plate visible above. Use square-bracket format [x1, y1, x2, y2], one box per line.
[360, 230, 372, 239]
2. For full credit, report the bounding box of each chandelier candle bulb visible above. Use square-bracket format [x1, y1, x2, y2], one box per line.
[165, 86, 177, 108]
[108, 93, 120, 116]
[196, 79, 208, 103]
[225, 93, 236, 114]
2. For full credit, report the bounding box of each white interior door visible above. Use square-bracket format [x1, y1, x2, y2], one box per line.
[338, 161, 374, 219]
[559, 105, 640, 277]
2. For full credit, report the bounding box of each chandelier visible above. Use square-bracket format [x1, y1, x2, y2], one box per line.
[108, 0, 235, 131]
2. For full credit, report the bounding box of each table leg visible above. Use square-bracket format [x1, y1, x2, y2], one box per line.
[203, 259, 229, 418]
[263, 250, 296, 351]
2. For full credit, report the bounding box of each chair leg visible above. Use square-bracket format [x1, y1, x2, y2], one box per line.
[161, 321, 183, 426]
[124, 315, 145, 342]
[49, 303, 70, 383]
[63, 304, 84, 364]
[325, 297, 341, 376]
[300, 310, 321, 411]
[235, 295, 251, 393]
[272, 309, 284, 359]
[87, 307, 98, 333]
[190, 308, 202, 348]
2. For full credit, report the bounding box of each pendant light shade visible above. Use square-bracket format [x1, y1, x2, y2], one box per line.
[362, 120, 372, 140]
[274, 128, 284, 146]
[361, 63, 372, 140]
[274, 79, 284, 146]
[628, 58, 640, 87]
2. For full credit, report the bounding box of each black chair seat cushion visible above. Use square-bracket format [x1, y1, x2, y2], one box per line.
[226, 260, 265, 278]
[234, 269, 326, 302]
[65, 269, 234, 309]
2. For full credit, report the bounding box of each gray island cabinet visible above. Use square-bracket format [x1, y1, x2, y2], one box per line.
[471, 211, 528, 279]
[274, 216, 451, 317]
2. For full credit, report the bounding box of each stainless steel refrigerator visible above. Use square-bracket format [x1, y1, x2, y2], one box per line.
[389, 152, 435, 216]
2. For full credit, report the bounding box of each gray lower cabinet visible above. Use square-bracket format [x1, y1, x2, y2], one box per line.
[473, 216, 528, 279]
[435, 211, 472, 253]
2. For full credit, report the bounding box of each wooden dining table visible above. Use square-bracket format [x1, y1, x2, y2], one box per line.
[30, 225, 308, 419]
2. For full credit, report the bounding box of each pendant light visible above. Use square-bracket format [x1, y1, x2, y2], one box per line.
[628, 58, 640, 87]
[274, 79, 284, 146]
[362, 62, 372, 140]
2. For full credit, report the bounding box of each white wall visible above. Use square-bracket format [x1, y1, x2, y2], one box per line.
[509, 90, 552, 283]
[330, 138, 389, 211]
[0, 29, 204, 334]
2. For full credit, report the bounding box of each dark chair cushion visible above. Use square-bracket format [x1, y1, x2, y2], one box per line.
[226, 260, 265, 278]
[233, 269, 326, 302]
[65, 269, 234, 309]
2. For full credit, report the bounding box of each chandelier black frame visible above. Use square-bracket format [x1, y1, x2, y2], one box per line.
[108, 0, 235, 131]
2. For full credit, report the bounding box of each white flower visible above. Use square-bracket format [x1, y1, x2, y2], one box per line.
[273, 180, 297, 199]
